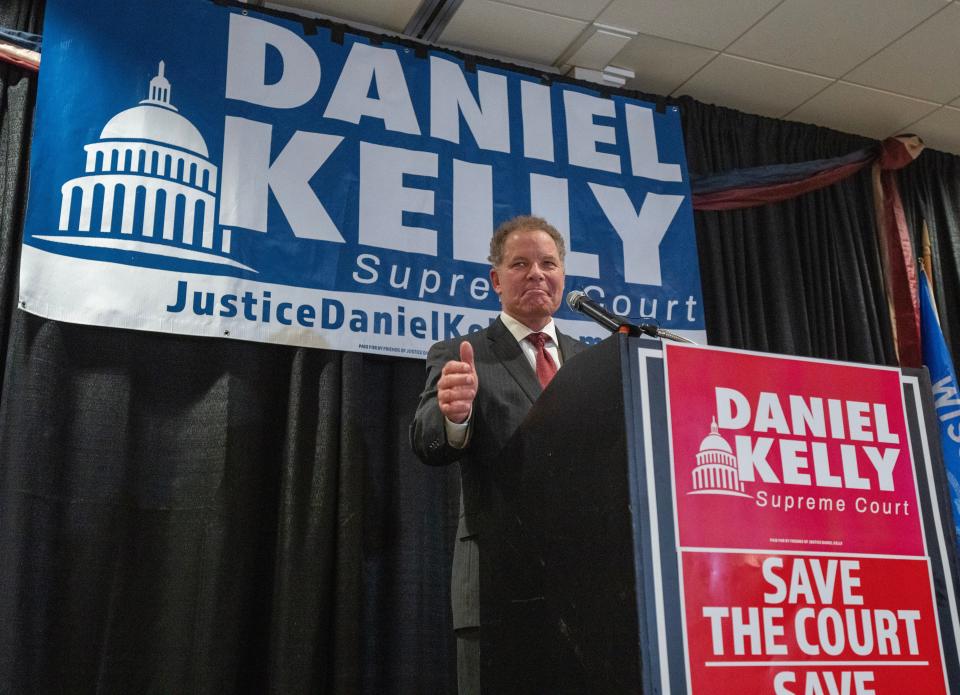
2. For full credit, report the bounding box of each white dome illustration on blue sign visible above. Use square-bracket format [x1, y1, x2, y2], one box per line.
[688, 416, 752, 498]
[36, 61, 253, 272]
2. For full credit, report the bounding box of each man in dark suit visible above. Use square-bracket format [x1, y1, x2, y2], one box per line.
[410, 215, 587, 694]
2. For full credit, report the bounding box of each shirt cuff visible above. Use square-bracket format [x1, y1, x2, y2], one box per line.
[444, 411, 472, 448]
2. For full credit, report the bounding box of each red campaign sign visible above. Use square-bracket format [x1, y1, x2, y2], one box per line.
[664, 344, 923, 556]
[682, 552, 947, 694]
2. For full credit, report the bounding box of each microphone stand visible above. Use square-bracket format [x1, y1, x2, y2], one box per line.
[619, 322, 697, 344]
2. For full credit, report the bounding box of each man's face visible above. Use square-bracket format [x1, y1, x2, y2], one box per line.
[490, 229, 565, 331]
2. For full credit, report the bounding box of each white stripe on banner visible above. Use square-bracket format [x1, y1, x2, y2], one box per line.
[20, 246, 707, 354]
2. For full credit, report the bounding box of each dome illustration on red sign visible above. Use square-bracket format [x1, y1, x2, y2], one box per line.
[688, 416, 751, 498]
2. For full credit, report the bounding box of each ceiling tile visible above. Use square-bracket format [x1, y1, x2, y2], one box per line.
[612, 33, 717, 98]
[567, 29, 634, 71]
[788, 82, 939, 140]
[845, 2, 960, 103]
[273, 0, 423, 33]
[495, 0, 610, 22]
[438, 0, 587, 66]
[597, 0, 781, 50]
[674, 55, 833, 119]
[902, 107, 960, 156]
[728, 0, 947, 78]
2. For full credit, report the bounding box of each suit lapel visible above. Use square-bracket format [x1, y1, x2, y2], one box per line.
[556, 329, 584, 362]
[487, 318, 542, 404]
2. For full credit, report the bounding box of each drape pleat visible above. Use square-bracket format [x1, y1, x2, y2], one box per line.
[1, 2, 959, 693]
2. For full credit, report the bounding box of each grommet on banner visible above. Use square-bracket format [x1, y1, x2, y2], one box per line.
[330, 26, 344, 45]
[414, 45, 428, 60]
[464, 59, 476, 74]
[301, 19, 317, 36]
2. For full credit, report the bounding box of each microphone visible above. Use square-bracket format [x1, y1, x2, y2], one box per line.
[566, 290, 630, 333]
[565, 290, 697, 344]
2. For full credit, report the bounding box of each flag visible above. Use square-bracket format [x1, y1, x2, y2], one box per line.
[919, 269, 960, 552]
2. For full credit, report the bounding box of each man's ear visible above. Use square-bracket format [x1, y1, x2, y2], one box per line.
[489, 267, 501, 295]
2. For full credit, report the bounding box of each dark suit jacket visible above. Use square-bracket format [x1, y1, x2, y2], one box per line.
[410, 317, 587, 629]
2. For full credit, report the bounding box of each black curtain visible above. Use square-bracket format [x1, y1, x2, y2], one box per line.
[0, 0, 41, 390]
[899, 148, 960, 362]
[0, 317, 459, 694]
[2, 1, 959, 693]
[678, 99, 896, 364]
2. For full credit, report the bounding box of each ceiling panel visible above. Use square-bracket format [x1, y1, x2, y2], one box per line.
[788, 82, 939, 140]
[613, 34, 717, 98]
[845, 2, 960, 103]
[438, 0, 587, 66]
[566, 29, 634, 71]
[676, 55, 833, 119]
[728, 0, 948, 78]
[597, 0, 780, 51]
[902, 107, 960, 156]
[493, 0, 610, 23]
[271, 0, 422, 33]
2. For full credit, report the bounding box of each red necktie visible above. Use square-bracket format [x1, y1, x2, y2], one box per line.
[526, 332, 558, 388]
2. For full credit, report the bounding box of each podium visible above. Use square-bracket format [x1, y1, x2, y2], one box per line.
[480, 334, 960, 694]
[481, 333, 659, 693]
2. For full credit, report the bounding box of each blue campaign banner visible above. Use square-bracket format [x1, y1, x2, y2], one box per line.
[20, 0, 705, 357]
[920, 270, 960, 552]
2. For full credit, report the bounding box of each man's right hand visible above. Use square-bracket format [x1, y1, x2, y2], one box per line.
[437, 341, 477, 424]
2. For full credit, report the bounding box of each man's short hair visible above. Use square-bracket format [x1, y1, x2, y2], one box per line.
[487, 215, 566, 266]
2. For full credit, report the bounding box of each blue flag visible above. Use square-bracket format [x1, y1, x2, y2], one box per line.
[920, 269, 960, 552]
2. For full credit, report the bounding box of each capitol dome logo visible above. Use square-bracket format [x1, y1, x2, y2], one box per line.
[688, 416, 752, 498]
[35, 61, 253, 272]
